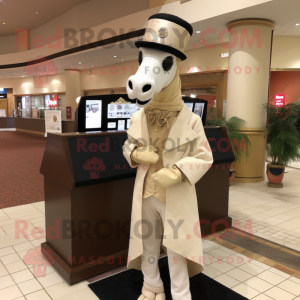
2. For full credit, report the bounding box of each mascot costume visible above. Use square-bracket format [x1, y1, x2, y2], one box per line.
[123, 13, 214, 300]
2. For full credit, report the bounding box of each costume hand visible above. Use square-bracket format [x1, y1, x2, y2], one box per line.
[131, 145, 159, 165]
[152, 166, 182, 189]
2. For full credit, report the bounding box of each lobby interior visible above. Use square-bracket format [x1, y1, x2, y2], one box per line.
[1, 0, 300, 300]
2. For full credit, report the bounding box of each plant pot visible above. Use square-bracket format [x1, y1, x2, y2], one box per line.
[267, 163, 285, 188]
[229, 167, 235, 184]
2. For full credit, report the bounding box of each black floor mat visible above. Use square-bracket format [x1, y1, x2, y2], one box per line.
[89, 257, 248, 300]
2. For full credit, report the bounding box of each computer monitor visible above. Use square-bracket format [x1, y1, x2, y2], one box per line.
[77, 94, 208, 133]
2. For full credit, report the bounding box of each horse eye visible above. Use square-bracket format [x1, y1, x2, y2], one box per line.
[162, 56, 173, 72]
[138, 51, 143, 66]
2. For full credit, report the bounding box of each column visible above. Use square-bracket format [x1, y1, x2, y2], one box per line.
[64, 69, 82, 121]
[226, 19, 275, 182]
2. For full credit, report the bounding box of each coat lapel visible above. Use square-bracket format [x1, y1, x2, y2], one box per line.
[127, 108, 150, 146]
[163, 104, 199, 153]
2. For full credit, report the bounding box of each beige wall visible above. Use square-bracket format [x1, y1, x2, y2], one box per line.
[65, 70, 82, 120]
[149, 0, 178, 8]
[271, 36, 300, 69]
[81, 61, 139, 91]
[0, 0, 270, 58]
[0, 36, 17, 55]
[81, 44, 228, 91]
[0, 73, 65, 95]
[0, 0, 149, 56]
[2, 35, 300, 97]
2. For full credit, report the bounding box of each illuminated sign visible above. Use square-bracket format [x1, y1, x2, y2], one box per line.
[0, 88, 7, 98]
[46, 94, 58, 107]
[221, 52, 229, 58]
[274, 94, 285, 107]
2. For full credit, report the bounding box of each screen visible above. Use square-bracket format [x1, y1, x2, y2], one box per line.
[86, 100, 102, 129]
[0, 88, 7, 99]
[107, 103, 140, 119]
[185, 102, 194, 111]
[194, 103, 205, 118]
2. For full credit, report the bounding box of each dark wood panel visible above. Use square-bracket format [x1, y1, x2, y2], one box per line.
[7, 118, 15, 128]
[62, 121, 75, 133]
[15, 118, 45, 132]
[0, 117, 74, 133]
[0, 118, 7, 128]
[41, 129, 232, 284]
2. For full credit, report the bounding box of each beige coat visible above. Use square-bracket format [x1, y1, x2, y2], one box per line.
[123, 104, 214, 277]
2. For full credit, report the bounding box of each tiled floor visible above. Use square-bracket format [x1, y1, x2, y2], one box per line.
[230, 166, 300, 252]
[0, 166, 299, 299]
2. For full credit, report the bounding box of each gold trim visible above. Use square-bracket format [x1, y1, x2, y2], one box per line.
[227, 19, 275, 29]
[233, 177, 264, 183]
[64, 69, 81, 73]
[208, 228, 300, 278]
[110, 97, 130, 104]
[239, 128, 266, 133]
[271, 68, 300, 71]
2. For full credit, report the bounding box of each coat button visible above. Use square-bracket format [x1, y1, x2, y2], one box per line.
[155, 128, 158, 132]
[172, 165, 177, 170]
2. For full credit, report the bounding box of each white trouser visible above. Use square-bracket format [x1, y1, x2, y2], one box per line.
[141, 196, 192, 300]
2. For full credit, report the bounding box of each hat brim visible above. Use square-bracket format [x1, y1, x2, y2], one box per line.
[135, 41, 186, 61]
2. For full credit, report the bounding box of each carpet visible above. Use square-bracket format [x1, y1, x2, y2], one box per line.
[0, 132, 47, 208]
[89, 257, 247, 300]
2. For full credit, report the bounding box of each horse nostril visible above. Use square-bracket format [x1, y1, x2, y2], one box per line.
[128, 80, 133, 90]
[142, 84, 151, 93]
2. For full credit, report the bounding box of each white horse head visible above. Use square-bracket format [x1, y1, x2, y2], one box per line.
[126, 47, 177, 108]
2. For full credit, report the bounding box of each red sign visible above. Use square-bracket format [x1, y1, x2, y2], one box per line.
[47, 94, 58, 107]
[66, 106, 72, 119]
[274, 94, 285, 107]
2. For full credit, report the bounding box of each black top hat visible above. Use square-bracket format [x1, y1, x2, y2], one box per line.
[135, 13, 193, 60]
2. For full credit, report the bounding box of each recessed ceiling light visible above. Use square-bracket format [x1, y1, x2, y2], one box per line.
[114, 56, 117, 58]
[36, 12, 38, 14]
[79, 62, 81, 64]
[196, 31, 201, 33]
[296, 23, 300, 26]
[3, 22, 6, 25]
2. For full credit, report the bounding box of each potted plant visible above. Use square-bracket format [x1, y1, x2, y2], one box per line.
[206, 108, 251, 182]
[264, 102, 300, 187]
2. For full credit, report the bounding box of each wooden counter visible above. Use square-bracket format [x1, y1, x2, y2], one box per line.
[0, 117, 75, 134]
[40, 128, 235, 284]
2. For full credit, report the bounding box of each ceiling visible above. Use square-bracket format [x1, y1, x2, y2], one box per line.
[0, 0, 90, 37]
[1, 0, 300, 79]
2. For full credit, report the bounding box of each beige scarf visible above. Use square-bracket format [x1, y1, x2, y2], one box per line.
[145, 58, 183, 112]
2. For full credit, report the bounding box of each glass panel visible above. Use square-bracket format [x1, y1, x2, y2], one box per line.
[22, 96, 31, 118]
[31, 95, 45, 118]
